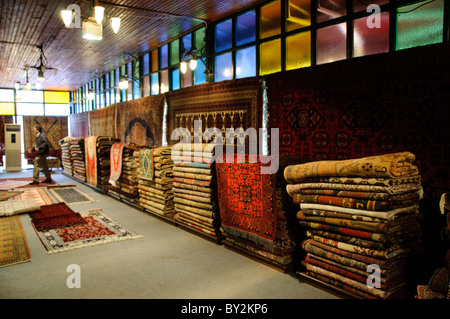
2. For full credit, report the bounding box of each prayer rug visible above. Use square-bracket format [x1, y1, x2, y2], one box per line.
[47, 185, 98, 205]
[216, 153, 277, 250]
[0, 215, 31, 268]
[85, 136, 99, 186]
[13, 187, 54, 206]
[0, 199, 40, 216]
[139, 148, 154, 181]
[30, 202, 87, 231]
[33, 208, 142, 254]
[109, 142, 125, 184]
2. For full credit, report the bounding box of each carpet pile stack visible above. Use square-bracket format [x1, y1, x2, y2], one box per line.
[59, 137, 74, 176]
[70, 138, 86, 182]
[284, 152, 425, 299]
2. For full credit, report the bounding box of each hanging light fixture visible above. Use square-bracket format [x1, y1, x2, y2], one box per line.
[118, 75, 129, 90]
[180, 46, 211, 75]
[23, 66, 32, 91]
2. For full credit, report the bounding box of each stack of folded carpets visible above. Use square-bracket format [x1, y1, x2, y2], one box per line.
[70, 138, 86, 182]
[284, 152, 425, 299]
[216, 154, 309, 272]
[85, 136, 120, 191]
[108, 143, 143, 204]
[172, 143, 221, 239]
[59, 137, 74, 176]
[137, 146, 175, 218]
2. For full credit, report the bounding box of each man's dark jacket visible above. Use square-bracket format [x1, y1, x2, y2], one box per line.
[36, 133, 50, 156]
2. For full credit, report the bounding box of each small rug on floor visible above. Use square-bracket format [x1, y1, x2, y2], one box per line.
[29, 202, 88, 231]
[0, 177, 57, 190]
[33, 208, 142, 254]
[0, 215, 31, 268]
[13, 187, 54, 206]
[47, 185, 98, 205]
[0, 199, 40, 216]
[0, 190, 24, 201]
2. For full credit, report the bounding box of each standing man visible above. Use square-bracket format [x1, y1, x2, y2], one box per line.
[29, 125, 52, 185]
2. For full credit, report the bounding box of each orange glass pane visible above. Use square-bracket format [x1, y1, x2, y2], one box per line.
[286, 31, 311, 70]
[260, 0, 281, 39]
[260, 39, 281, 75]
[151, 50, 158, 72]
[286, 0, 311, 32]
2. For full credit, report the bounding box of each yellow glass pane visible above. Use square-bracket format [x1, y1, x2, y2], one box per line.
[286, 31, 311, 70]
[0, 102, 15, 115]
[286, 0, 311, 32]
[261, 0, 281, 39]
[44, 91, 70, 104]
[260, 39, 281, 75]
[152, 50, 159, 72]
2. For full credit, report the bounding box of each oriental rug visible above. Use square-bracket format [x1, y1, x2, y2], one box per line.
[0, 199, 40, 216]
[30, 202, 87, 231]
[69, 112, 89, 137]
[33, 208, 142, 254]
[0, 215, 31, 268]
[116, 95, 165, 147]
[84, 136, 99, 186]
[47, 185, 98, 205]
[216, 153, 277, 250]
[109, 142, 125, 184]
[139, 149, 154, 181]
[89, 105, 116, 137]
[13, 187, 54, 206]
[0, 177, 56, 190]
[23, 116, 68, 152]
[0, 190, 24, 200]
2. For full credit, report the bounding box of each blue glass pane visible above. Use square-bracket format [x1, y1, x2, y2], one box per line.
[236, 46, 256, 79]
[151, 73, 159, 95]
[143, 53, 150, 74]
[160, 44, 168, 69]
[133, 80, 140, 99]
[172, 69, 180, 90]
[182, 34, 192, 52]
[214, 52, 233, 82]
[215, 19, 232, 52]
[194, 58, 206, 85]
[236, 10, 256, 46]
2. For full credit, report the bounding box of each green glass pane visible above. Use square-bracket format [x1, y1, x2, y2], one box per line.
[261, 0, 281, 39]
[286, 0, 311, 32]
[170, 39, 180, 65]
[132, 59, 140, 79]
[286, 31, 311, 70]
[396, 0, 444, 50]
[260, 38, 281, 75]
[194, 27, 206, 50]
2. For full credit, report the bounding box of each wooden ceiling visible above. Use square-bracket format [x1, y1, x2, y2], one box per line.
[0, 0, 268, 91]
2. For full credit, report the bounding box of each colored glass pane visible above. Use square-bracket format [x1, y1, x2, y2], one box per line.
[152, 50, 158, 72]
[182, 34, 192, 52]
[260, 39, 281, 75]
[0, 102, 15, 115]
[236, 46, 256, 79]
[160, 70, 169, 94]
[194, 58, 207, 85]
[143, 75, 150, 97]
[143, 53, 150, 75]
[260, 0, 281, 39]
[215, 19, 232, 52]
[353, 12, 389, 57]
[172, 69, 180, 90]
[286, 31, 311, 70]
[316, 23, 347, 65]
[160, 44, 168, 69]
[286, 0, 311, 32]
[151, 73, 159, 95]
[353, 0, 388, 13]
[317, 0, 346, 22]
[170, 39, 180, 65]
[396, 0, 444, 50]
[214, 52, 233, 82]
[44, 91, 70, 104]
[236, 11, 256, 46]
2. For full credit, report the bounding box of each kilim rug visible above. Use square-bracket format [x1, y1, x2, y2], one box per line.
[85, 136, 99, 186]
[13, 187, 54, 206]
[139, 148, 154, 181]
[216, 153, 278, 250]
[0, 215, 31, 268]
[0, 198, 40, 216]
[47, 185, 98, 205]
[30, 202, 87, 231]
[109, 142, 125, 184]
[33, 208, 142, 254]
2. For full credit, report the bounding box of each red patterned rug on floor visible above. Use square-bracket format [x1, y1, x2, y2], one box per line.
[30, 202, 87, 231]
[216, 153, 278, 250]
[0, 177, 57, 190]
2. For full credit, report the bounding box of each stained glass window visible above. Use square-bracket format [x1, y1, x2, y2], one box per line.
[286, 0, 311, 32]
[261, 0, 281, 39]
[260, 39, 281, 75]
[236, 46, 256, 78]
[286, 31, 311, 70]
[170, 39, 180, 65]
[353, 12, 389, 57]
[316, 23, 347, 65]
[215, 20, 232, 52]
[160, 44, 168, 69]
[215, 53, 233, 82]
[236, 11, 256, 46]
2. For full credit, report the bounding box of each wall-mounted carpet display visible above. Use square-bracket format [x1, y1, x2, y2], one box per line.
[109, 143, 143, 204]
[138, 146, 175, 217]
[0, 215, 31, 268]
[85, 136, 120, 191]
[265, 43, 450, 202]
[31, 207, 141, 254]
[23, 116, 68, 153]
[216, 154, 309, 271]
[172, 144, 221, 239]
[166, 77, 263, 146]
[116, 95, 165, 148]
[89, 105, 116, 137]
[284, 152, 424, 299]
[70, 138, 86, 182]
[69, 112, 89, 138]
